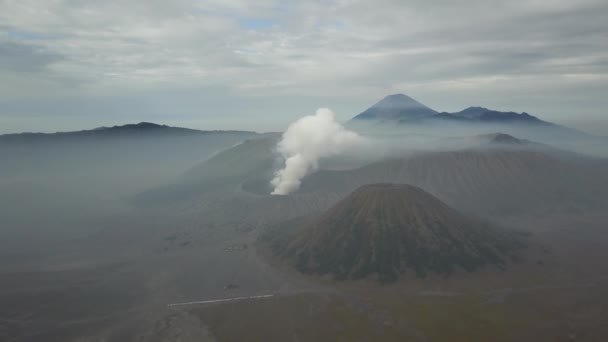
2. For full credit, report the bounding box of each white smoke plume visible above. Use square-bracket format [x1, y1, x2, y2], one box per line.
[271, 108, 366, 195]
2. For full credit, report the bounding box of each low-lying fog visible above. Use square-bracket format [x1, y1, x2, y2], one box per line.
[0, 114, 607, 341]
[0, 131, 254, 264]
[1, 116, 605, 262]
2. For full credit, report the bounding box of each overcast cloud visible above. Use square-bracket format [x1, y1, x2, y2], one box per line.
[0, 0, 607, 134]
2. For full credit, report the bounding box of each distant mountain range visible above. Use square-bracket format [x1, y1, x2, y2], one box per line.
[0, 122, 259, 197]
[352, 93, 553, 126]
[0, 122, 254, 143]
[0, 95, 592, 142]
[138, 128, 608, 224]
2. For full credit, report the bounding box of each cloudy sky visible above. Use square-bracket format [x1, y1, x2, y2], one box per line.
[0, 0, 607, 134]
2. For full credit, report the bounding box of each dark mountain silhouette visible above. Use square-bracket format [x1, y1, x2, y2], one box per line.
[267, 183, 526, 282]
[440, 106, 543, 122]
[0, 122, 254, 144]
[436, 107, 549, 125]
[348, 94, 575, 129]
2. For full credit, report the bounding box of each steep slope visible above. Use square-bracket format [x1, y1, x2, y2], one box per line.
[136, 134, 279, 204]
[268, 184, 526, 282]
[352, 94, 437, 121]
[136, 133, 346, 228]
[182, 134, 279, 186]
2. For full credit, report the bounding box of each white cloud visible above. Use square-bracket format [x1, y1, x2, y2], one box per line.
[0, 0, 607, 132]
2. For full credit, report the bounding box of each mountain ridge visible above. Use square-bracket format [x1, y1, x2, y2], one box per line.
[351, 93, 564, 128]
[0, 122, 256, 143]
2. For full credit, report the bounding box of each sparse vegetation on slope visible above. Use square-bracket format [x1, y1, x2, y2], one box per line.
[266, 183, 527, 282]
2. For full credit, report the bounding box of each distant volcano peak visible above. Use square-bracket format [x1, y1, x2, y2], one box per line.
[373, 93, 426, 108]
[348, 95, 568, 131]
[352, 93, 437, 121]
